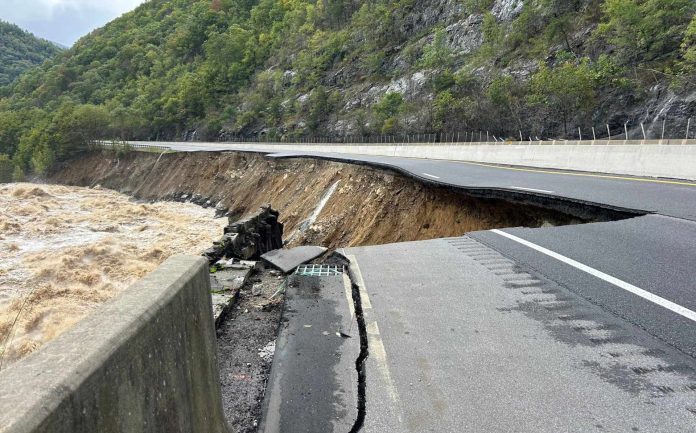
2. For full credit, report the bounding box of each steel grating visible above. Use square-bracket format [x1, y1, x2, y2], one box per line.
[294, 264, 344, 276]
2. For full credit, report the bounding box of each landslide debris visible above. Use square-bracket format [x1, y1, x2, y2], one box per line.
[51, 150, 582, 249]
[204, 206, 283, 264]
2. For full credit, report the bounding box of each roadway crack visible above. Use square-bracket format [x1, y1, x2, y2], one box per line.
[333, 252, 369, 433]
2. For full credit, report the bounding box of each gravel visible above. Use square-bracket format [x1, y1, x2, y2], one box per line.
[216, 268, 286, 433]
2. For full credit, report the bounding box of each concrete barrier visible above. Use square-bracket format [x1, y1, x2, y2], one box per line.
[127, 140, 696, 181]
[0, 256, 229, 433]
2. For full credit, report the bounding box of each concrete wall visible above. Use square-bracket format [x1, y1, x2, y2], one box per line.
[0, 256, 229, 433]
[128, 140, 696, 181]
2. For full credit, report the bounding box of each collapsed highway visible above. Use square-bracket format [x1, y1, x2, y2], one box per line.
[51, 144, 696, 432]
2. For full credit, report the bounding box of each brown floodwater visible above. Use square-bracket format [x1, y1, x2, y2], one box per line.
[0, 183, 226, 368]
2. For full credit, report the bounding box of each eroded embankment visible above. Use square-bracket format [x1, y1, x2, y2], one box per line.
[51, 150, 584, 248]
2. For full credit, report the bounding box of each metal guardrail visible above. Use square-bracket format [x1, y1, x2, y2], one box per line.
[99, 141, 172, 151]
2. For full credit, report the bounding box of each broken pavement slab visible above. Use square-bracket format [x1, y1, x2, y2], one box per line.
[260, 246, 328, 274]
[210, 263, 255, 327]
[259, 270, 359, 433]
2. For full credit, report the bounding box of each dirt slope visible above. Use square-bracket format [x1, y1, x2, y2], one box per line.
[51, 150, 579, 248]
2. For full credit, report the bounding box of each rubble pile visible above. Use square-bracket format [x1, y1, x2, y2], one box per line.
[204, 206, 284, 263]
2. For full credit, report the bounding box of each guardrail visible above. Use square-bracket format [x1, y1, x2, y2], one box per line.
[102, 139, 696, 148]
[99, 141, 171, 152]
[96, 140, 696, 180]
[0, 256, 229, 433]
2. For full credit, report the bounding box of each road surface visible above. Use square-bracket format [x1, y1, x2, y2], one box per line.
[132, 142, 696, 431]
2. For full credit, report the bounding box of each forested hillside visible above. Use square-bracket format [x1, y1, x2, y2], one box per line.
[0, 21, 63, 86]
[0, 0, 694, 179]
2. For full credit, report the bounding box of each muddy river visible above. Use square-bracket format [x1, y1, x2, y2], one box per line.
[0, 183, 225, 368]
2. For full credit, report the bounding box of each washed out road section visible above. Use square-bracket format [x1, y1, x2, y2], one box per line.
[125, 142, 696, 221]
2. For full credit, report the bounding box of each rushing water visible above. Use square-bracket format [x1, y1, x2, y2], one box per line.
[0, 183, 226, 368]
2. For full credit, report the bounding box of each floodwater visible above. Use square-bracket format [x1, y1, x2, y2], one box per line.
[0, 183, 226, 368]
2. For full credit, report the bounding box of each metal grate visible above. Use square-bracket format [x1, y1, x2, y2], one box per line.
[294, 264, 344, 276]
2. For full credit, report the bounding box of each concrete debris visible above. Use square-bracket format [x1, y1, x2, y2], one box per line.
[215, 258, 261, 271]
[252, 284, 263, 296]
[258, 341, 276, 362]
[210, 266, 255, 327]
[204, 205, 284, 263]
[261, 246, 328, 274]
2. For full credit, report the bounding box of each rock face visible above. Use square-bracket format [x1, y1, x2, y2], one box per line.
[492, 0, 525, 22]
[204, 206, 284, 263]
[446, 14, 484, 55]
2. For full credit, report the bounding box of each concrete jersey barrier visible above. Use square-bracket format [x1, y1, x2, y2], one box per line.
[123, 140, 696, 181]
[0, 256, 229, 433]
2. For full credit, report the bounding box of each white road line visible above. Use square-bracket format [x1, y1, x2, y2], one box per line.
[509, 186, 555, 194]
[344, 253, 400, 405]
[491, 229, 696, 323]
[422, 172, 441, 179]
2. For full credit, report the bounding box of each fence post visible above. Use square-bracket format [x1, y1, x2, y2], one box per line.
[607, 124, 611, 141]
[687, 118, 691, 140]
[661, 117, 666, 142]
[578, 128, 582, 141]
[519, 130, 523, 142]
[592, 127, 596, 142]
[640, 123, 646, 140]
[486, 131, 489, 143]
[624, 122, 629, 141]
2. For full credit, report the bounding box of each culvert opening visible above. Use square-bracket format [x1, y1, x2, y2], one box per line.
[51, 150, 643, 252]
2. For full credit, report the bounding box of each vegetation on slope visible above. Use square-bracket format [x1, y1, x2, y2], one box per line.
[0, 21, 63, 87]
[0, 0, 694, 179]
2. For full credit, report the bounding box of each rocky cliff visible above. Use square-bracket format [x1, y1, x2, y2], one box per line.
[1, 0, 694, 176]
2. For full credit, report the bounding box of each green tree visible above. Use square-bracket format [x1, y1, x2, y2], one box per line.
[419, 27, 453, 69]
[0, 21, 63, 86]
[486, 76, 525, 132]
[529, 60, 596, 136]
[373, 92, 404, 132]
[677, 15, 696, 83]
[0, 154, 12, 182]
[597, 0, 695, 65]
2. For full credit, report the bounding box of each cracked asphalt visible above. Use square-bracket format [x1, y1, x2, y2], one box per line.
[132, 142, 696, 431]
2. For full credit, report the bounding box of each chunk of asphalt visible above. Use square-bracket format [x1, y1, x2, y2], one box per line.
[258, 273, 359, 433]
[261, 246, 328, 274]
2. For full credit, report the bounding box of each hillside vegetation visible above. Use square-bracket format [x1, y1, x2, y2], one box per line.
[0, 21, 63, 87]
[0, 0, 694, 179]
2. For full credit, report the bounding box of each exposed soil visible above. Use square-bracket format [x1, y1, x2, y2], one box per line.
[216, 267, 285, 433]
[51, 150, 584, 249]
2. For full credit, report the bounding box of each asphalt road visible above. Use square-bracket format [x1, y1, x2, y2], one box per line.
[133, 142, 696, 430]
[344, 239, 696, 432]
